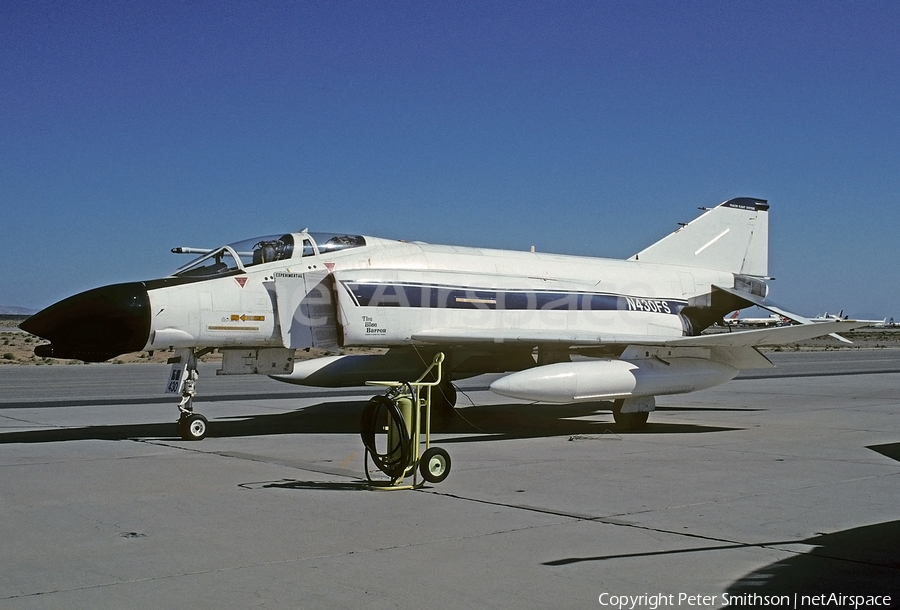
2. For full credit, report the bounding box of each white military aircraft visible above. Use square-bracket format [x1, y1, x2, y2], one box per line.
[810, 311, 887, 327]
[21, 197, 865, 440]
[722, 310, 787, 327]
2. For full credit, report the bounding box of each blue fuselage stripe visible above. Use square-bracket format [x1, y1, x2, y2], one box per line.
[342, 282, 686, 315]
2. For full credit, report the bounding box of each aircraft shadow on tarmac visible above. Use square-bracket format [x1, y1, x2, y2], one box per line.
[543, 445, 900, 604]
[868, 442, 900, 464]
[545, 520, 900, 603]
[724, 520, 900, 603]
[0, 399, 740, 444]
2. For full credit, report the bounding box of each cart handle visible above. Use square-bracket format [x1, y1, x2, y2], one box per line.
[366, 352, 445, 389]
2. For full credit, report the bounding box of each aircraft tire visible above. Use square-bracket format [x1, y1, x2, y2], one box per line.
[179, 413, 209, 441]
[439, 380, 457, 407]
[431, 379, 457, 424]
[419, 447, 451, 484]
[613, 409, 649, 430]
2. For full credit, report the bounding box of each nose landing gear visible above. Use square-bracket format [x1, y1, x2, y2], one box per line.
[166, 347, 214, 441]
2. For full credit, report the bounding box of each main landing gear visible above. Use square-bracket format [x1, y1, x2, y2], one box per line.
[360, 353, 452, 489]
[167, 348, 213, 441]
[611, 397, 653, 430]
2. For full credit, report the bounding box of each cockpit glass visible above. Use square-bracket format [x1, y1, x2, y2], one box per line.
[173, 246, 242, 278]
[172, 233, 366, 277]
[310, 233, 366, 254]
[249, 234, 295, 265]
[173, 234, 296, 277]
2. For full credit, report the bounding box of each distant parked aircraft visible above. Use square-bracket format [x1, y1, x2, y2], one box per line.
[722, 311, 786, 327]
[810, 310, 887, 327]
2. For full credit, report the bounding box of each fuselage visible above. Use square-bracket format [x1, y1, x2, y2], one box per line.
[22, 230, 758, 363]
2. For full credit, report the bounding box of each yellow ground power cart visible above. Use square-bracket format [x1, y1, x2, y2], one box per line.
[360, 353, 451, 490]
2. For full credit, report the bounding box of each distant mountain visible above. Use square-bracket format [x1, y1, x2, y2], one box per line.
[0, 305, 36, 315]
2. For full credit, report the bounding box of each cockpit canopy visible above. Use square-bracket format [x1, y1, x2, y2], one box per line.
[173, 232, 366, 278]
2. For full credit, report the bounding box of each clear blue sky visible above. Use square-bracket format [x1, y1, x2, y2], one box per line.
[2, 1, 898, 319]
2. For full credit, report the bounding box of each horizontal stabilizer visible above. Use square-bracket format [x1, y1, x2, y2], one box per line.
[713, 284, 853, 343]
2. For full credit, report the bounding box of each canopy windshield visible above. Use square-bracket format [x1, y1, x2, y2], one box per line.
[171, 232, 366, 278]
[309, 233, 366, 254]
[173, 234, 295, 278]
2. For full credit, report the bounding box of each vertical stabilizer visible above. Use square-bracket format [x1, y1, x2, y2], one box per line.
[628, 198, 769, 276]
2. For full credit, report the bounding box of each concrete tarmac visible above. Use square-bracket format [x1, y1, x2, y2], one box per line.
[1, 350, 899, 609]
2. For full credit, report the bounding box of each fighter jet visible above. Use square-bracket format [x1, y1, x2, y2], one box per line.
[21, 197, 865, 440]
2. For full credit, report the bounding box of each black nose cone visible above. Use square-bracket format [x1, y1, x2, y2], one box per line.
[20, 282, 151, 362]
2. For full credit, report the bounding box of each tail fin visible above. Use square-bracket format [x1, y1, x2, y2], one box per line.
[628, 197, 769, 276]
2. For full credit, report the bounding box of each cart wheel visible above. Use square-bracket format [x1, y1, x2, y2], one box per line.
[419, 447, 451, 483]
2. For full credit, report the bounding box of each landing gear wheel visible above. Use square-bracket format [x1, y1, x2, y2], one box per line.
[613, 410, 649, 430]
[419, 447, 451, 484]
[179, 413, 209, 441]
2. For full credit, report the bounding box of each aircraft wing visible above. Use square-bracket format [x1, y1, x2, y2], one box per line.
[412, 319, 866, 348]
[414, 320, 867, 373]
[630, 320, 866, 371]
[655, 319, 869, 347]
[412, 329, 666, 346]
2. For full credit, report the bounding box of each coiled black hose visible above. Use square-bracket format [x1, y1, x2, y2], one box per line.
[360, 395, 411, 479]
